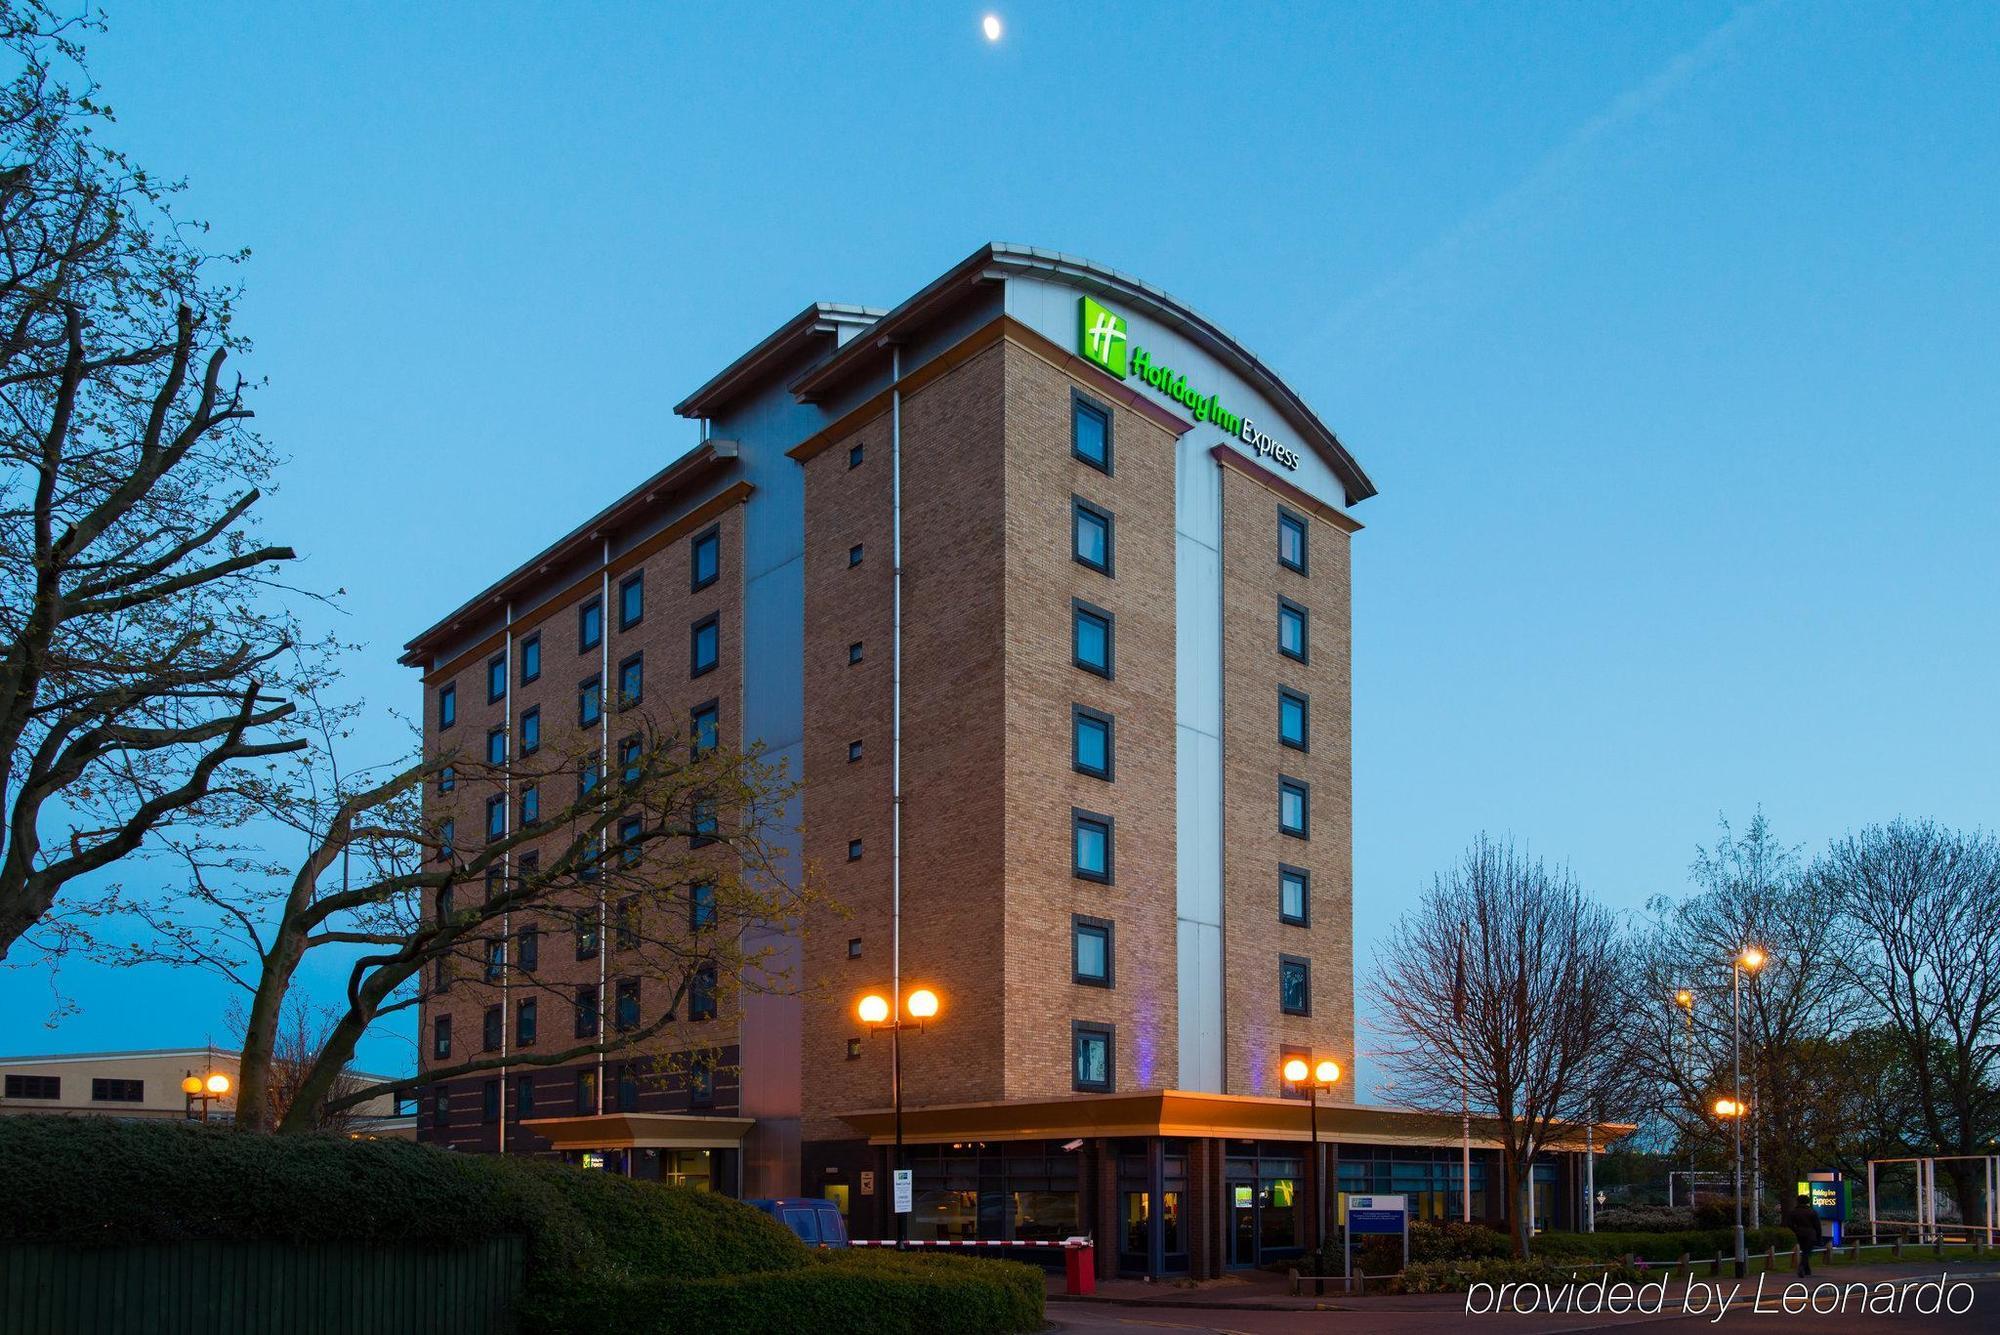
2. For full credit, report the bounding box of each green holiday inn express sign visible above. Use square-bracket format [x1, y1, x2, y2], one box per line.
[1078, 296, 1301, 471]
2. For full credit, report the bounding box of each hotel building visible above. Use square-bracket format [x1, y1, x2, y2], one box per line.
[401, 245, 1598, 1276]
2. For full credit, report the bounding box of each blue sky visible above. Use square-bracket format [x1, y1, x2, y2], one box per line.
[5, 2, 1996, 1080]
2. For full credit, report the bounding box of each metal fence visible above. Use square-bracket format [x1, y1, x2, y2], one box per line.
[0, 1237, 526, 1335]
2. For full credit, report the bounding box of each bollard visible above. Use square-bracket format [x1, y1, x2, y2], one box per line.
[1893, 1238, 1903, 1260]
[1711, 1251, 1723, 1277]
[1288, 1267, 1299, 1297]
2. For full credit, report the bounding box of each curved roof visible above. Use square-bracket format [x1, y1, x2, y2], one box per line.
[789, 243, 1376, 506]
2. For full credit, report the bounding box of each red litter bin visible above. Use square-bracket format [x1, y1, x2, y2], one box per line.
[1064, 1242, 1096, 1296]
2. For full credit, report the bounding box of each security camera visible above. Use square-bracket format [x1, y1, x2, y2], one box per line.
[1061, 1138, 1084, 1152]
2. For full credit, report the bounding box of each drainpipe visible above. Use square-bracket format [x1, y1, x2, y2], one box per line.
[500, 602, 513, 1155]
[891, 344, 907, 1246]
[597, 538, 611, 1115]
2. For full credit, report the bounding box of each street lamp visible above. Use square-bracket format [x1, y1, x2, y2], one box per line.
[1282, 1056, 1342, 1257]
[182, 1070, 231, 1123]
[858, 985, 942, 1250]
[1730, 944, 1767, 1276]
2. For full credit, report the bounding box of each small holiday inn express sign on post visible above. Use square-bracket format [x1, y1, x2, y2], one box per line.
[1078, 296, 1300, 471]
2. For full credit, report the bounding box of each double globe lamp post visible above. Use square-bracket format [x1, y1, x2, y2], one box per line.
[1682, 944, 1767, 1277]
[857, 986, 941, 1250]
[181, 1070, 231, 1122]
[1282, 1056, 1342, 1256]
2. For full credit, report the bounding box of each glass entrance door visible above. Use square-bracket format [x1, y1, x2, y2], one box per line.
[1229, 1181, 1258, 1267]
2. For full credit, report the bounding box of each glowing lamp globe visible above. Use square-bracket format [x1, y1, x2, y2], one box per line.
[206, 1073, 231, 1095]
[1282, 1057, 1309, 1084]
[1739, 946, 1767, 972]
[1315, 1059, 1341, 1085]
[857, 994, 890, 1026]
[181, 1075, 204, 1096]
[905, 988, 940, 1020]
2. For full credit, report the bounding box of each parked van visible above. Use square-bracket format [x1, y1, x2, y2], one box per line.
[748, 1197, 850, 1248]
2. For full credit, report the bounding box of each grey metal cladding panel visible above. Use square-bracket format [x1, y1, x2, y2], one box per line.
[1176, 919, 1223, 1092]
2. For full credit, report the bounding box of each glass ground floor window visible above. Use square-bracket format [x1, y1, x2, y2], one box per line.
[904, 1142, 1080, 1243]
[1225, 1144, 1303, 1267]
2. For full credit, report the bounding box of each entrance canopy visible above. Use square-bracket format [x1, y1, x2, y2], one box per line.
[838, 1089, 1623, 1153]
[520, 1111, 754, 1151]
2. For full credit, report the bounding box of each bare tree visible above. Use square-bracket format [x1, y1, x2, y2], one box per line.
[226, 995, 370, 1134]
[1626, 813, 1870, 1212]
[1371, 836, 1637, 1256]
[1816, 820, 2000, 1222]
[0, 2, 313, 964]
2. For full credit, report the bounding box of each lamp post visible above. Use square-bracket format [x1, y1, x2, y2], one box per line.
[859, 985, 940, 1250]
[181, 1070, 231, 1123]
[1282, 1056, 1342, 1257]
[1729, 944, 1766, 1277]
[1673, 989, 1695, 1211]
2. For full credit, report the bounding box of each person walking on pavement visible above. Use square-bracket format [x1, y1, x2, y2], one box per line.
[1786, 1193, 1824, 1277]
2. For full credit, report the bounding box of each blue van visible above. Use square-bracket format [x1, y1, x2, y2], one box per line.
[749, 1198, 850, 1248]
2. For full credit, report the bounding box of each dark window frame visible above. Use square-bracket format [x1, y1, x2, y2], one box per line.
[618, 570, 644, 631]
[848, 543, 864, 567]
[437, 682, 457, 730]
[690, 962, 718, 1022]
[578, 674, 602, 727]
[1071, 704, 1115, 780]
[575, 985, 600, 1039]
[689, 882, 717, 932]
[519, 705, 541, 757]
[519, 632, 541, 684]
[579, 596, 603, 653]
[515, 997, 538, 1047]
[4, 1074, 59, 1099]
[482, 1079, 500, 1124]
[1278, 505, 1310, 575]
[1279, 863, 1312, 927]
[615, 977, 641, 1032]
[616, 652, 643, 710]
[1071, 495, 1115, 575]
[1280, 776, 1311, 839]
[486, 726, 507, 766]
[1278, 596, 1310, 664]
[1071, 387, 1113, 475]
[690, 699, 719, 757]
[432, 1015, 451, 1059]
[848, 442, 865, 469]
[689, 613, 720, 678]
[518, 922, 540, 972]
[1072, 914, 1115, 988]
[91, 1077, 145, 1103]
[690, 523, 721, 592]
[847, 641, 864, 665]
[1072, 1021, 1115, 1093]
[1280, 953, 1313, 1017]
[846, 838, 863, 862]
[484, 793, 506, 841]
[1278, 686, 1310, 753]
[1072, 599, 1115, 679]
[1071, 807, 1114, 885]
[482, 1004, 503, 1052]
[486, 653, 507, 704]
[847, 739, 863, 763]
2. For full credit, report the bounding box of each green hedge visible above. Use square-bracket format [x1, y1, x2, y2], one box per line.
[520, 1249, 1045, 1335]
[1535, 1226, 1797, 1261]
[0, 1116, 806, 1285]
[1405, 1256, 1644, 1294]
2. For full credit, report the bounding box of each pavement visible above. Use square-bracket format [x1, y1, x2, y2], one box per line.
[1043, 1257, 2000, 1333]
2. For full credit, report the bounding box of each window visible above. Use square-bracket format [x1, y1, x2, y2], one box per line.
[483, 1005, 503, 1052]
[616, 1065, 639, 1112]
[516, 998, 538, 1047]
[4, 1074, 58, 1099]
[1280, 955, 1312, 1016]
[518, 850, 539, 891]
[485, 794, 505, 840]
[1073, 916, 1113, 987]
[432, 1016, 451, 1059]
[579, 597, 602, 652]
[1280, 777, 1310, 839]
[481, 1079, 499, 1124]
[518, 923, 539, 972]
[576, 1069, 598, 1115]
[848, 442, 864, 469]
[846, 1038, 863, 1060]
[91, 1077, 144, 1102]
[619, 734, 642, 784]
[575, 985, 600, 1038]
[431, 1087, 449, 1128]
[487, 653, 507, 703]
[437, 885, 455, 923]
[1072, 705, 1114, 780]
[690, 883, 716, 931]
[615, 978, 641, 1031]
[618, 816, 643, 867]
[691, 700, 718, 756]
[433, 957, 452, 994]
[515, 1073, 536, 1120]
[1278, 506, 1309, 574]
[847, 839, 864, 862]
[580, 752, 602, 797]
[1072, 497, 1113, 574]
[519, 784, 539, 825]
[1073, 1022, 1114, 1093]
[689, 1059, 715, 1107]
[614, 895, 640, 949]
[689, 614, 719, 677]
[576, 910, 600, 961]
[1278, 688, 1309, 751]
[484, 864, 503, 903]
[691, 962, 718, 1021]
[847, 937, 863, 959]
[1280, 865, 1311, 926]
[691, 524, 720, 591]
[619, 572, 644, 630]
[438, 818, 455, 862]
[437, 682, 457, 730]
[578, 675, 601, 726]
[437, 765, 455, 794]
[1072, 391, 1112, 473]
[617, 653, 643, 709]
[520, 632, 541, 684]
[519, 706, 540, 756]
[486, 727, 507, 766]
[485, 937, 507, 981]
[580, 833, 603, 882]
[847, 739, 863, 763]
[847, 641, 864, 665]
[1072, 808, 1113, 884]
[691, 798, 718, 847]
[1072, 600, 1114, 678]
[1278, 597, 1309, 663]
[848, 543, 864, 567]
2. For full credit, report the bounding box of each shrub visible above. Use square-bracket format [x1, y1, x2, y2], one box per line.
[1404, 1256, 1644, 1295]
[1593, 1205, 1697, 1233]
[0, 1115, 807, 1286]
[520, 1249, 1044, 1335]
[1534, 1226, 1795, 1262]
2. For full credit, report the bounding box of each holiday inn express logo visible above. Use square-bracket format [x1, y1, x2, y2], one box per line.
[1079, 296, 1127, 377]
[1075, 296, 1300, 470]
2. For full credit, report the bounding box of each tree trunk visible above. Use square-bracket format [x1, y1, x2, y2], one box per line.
[233, 925, 309, 1133]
